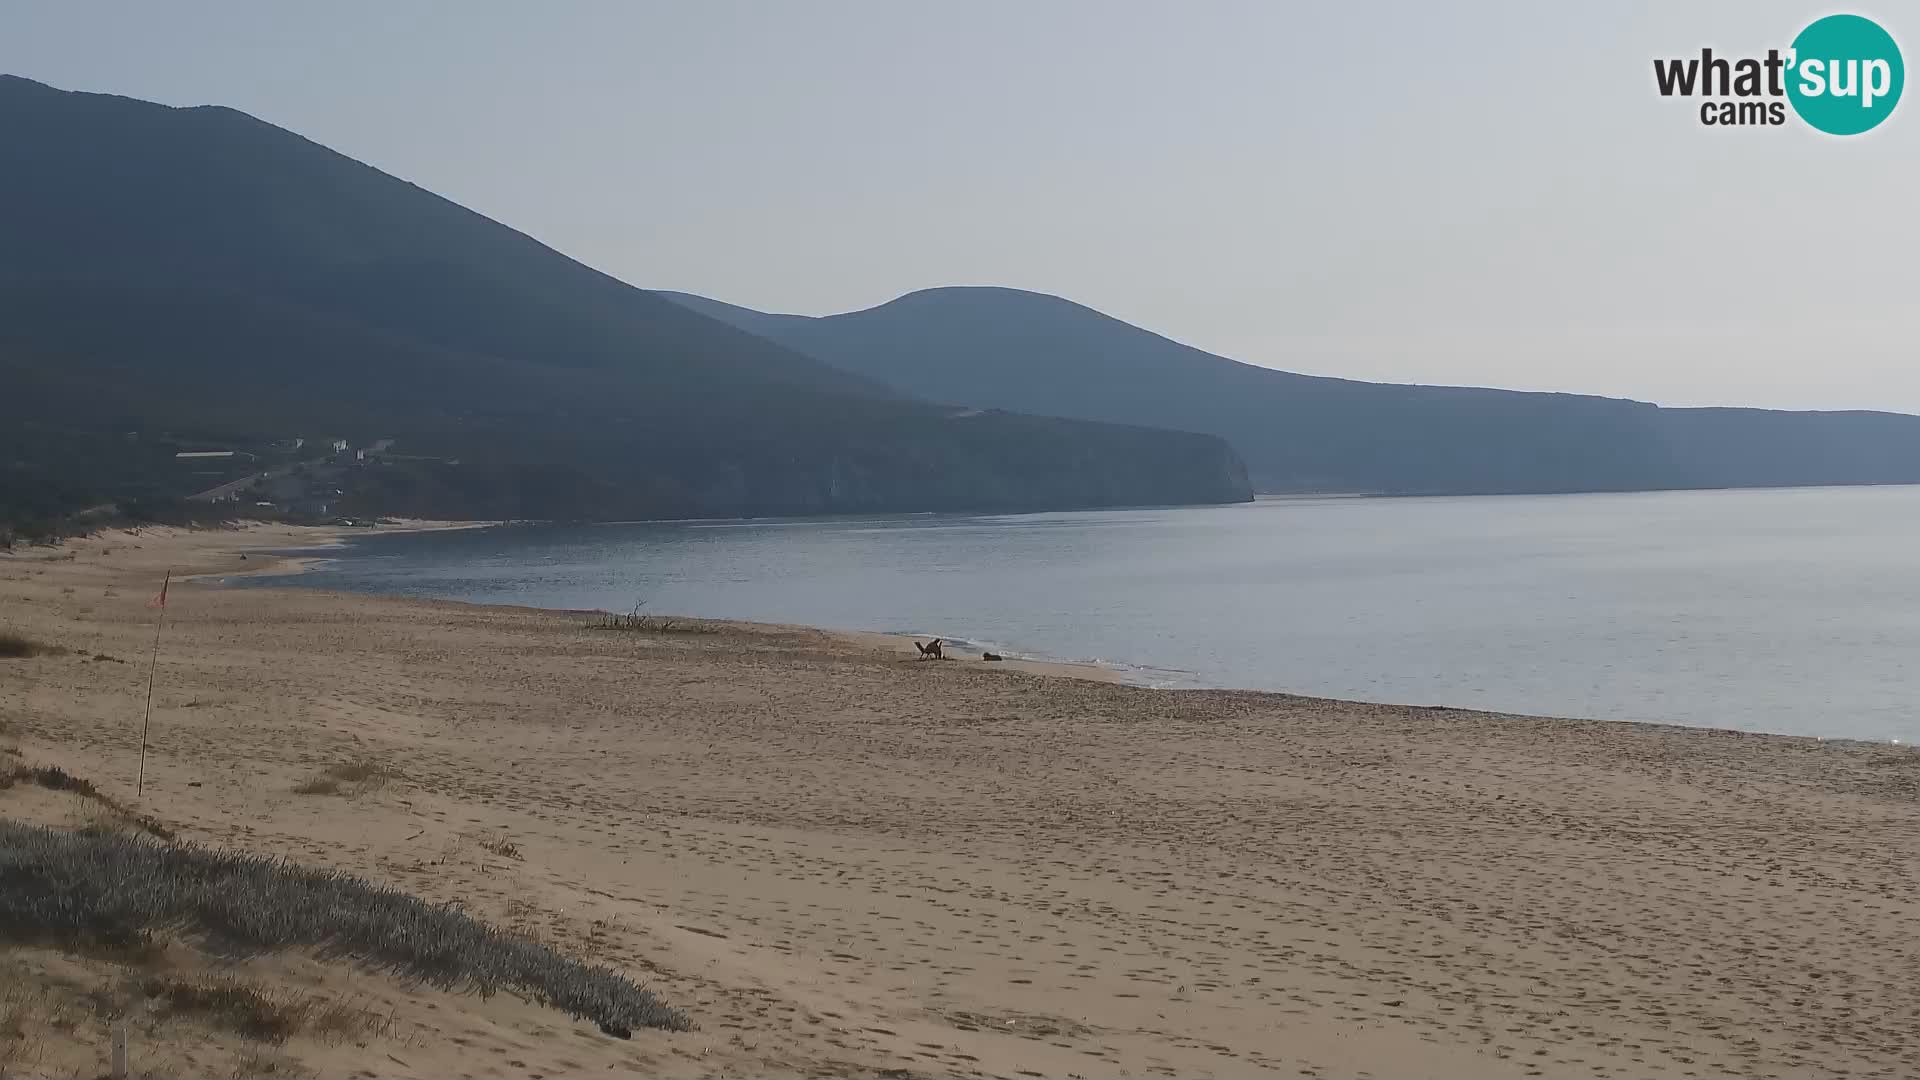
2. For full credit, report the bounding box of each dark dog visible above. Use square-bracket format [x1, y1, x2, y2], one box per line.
[914, 638, 944, 660]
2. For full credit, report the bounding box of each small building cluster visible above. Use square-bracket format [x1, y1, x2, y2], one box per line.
[181, 435, 400, 518]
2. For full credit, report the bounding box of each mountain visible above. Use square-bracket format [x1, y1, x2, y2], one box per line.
[661, 287, 1920, 495]
[0, 76, 1250, 527]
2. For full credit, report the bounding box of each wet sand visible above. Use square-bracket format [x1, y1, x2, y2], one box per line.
[3, 523, 1918, 1078]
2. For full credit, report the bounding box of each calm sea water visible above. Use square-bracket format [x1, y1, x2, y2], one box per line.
[245, 486, 1920, 742]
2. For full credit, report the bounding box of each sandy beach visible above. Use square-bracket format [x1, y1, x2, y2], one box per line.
[4, 523, 1919, 1079]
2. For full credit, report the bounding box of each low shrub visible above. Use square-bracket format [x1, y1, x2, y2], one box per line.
[292, 758, 389, 797]
[0, 631, 52, 659]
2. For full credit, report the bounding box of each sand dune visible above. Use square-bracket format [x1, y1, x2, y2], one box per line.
[3, 523, 1918, 1078]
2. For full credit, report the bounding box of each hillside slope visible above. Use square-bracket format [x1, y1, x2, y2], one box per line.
[0, 77, 1250, 523]
[662, 287, 1920, 495]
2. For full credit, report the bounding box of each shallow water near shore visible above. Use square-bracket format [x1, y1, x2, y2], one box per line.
[244, 485, 1920, 742]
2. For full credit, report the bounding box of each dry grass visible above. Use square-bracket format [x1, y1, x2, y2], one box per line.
[144, 975, 309, 1042]
[593, 612, 727, 635]
[224, 1044, 312, 1079]
[0, 764, 173, 840]
[0, 629, 56, 659]
[71, 805, 141, 839]
[305, 995, 394, 1043]
[135, 975, 389, 1045]
[3, 962, 378, 1078]
[292, 758, 391, 797]
[475, 831, 522, 860]
[0, 971, 84, 1078]
[1, 763, 101, 798]
[0, 822, 687, 1036]
[179, 694, 238, 709]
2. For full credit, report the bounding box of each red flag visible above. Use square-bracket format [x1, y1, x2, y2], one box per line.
[147, 571, 170, 609]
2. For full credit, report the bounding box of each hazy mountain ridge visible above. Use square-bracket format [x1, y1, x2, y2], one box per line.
[659, 286, 1920, 495]
[0, 76, 1251, 525]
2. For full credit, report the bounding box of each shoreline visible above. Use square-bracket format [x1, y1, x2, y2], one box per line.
[208, 520, 1140, 686]
[167, 518, 1911, 742]
[15, 512, 1916, 758]
[175, 518, 506, 581]
[17, 519, 1129, 685]
[205, 521, 1909, 745]
[6, 519, 1920, 1078]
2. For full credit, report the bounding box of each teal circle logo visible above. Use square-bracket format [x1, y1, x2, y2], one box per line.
[1787, 14, 1904, 134]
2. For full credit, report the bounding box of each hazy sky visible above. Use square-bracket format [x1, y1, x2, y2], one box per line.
[2, 2, 1913, 411]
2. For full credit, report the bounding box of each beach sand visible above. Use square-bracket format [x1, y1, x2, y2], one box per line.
[3, 523, 1919, 1078]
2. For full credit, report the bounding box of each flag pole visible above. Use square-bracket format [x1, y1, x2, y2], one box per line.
[136, 569, 170, 798]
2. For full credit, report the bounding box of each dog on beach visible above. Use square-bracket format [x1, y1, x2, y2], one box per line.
[915, 638, 944, 660]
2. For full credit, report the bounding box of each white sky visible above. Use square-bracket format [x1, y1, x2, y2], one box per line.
[2, 1, 1914, 411]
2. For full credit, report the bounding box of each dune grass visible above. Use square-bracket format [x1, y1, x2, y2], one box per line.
[0, 822, 686, 1037]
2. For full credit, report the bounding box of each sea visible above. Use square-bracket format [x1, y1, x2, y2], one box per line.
[238, 485, 1920, 743]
